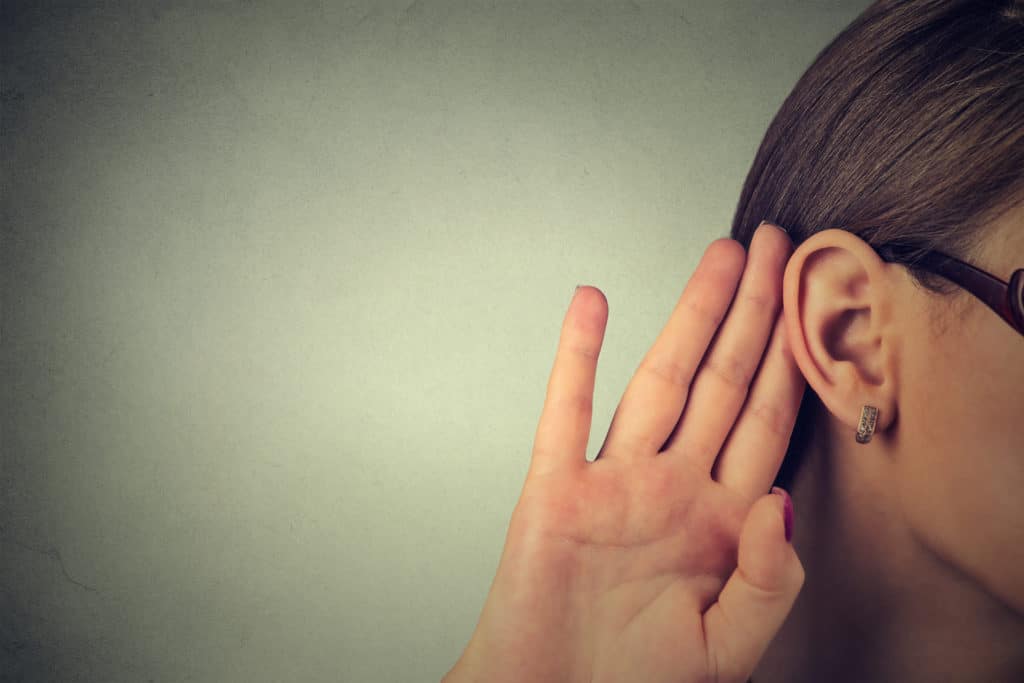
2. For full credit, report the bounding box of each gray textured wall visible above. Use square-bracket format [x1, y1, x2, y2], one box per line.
[1, 2, 870, 681]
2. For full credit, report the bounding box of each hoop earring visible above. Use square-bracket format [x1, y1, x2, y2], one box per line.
[855, 404, 878, 444]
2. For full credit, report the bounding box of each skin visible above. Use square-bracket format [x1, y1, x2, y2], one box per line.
[753, 205, 1024, 682]
[444, 208, 1022, 682]
[444, 222, 806, 683]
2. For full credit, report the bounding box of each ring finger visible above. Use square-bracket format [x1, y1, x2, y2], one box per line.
[592, 237, 747, 463]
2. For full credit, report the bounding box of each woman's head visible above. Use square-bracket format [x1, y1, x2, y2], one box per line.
[729, 0, 1024, 612]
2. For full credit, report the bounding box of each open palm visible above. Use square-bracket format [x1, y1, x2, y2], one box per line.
[447, 223, 806, 683]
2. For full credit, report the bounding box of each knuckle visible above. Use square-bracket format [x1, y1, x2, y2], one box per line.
[678, 432, 719, 464]
[737, 561, 787, 600]
[638, 354, 691, 389]
[564, 340, 599, 362]
[749, 400, 789, 437]
[702, 353, 754, 390]
[790, 557, 807, 588]
[683, 295, 725, 328]
[740, 289, 775, 311]
[558, 392, 593, 416]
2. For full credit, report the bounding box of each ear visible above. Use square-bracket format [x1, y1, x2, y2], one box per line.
[781, 229, 900, 440]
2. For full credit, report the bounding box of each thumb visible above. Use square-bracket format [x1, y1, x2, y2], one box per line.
[702, 487, 804, 682]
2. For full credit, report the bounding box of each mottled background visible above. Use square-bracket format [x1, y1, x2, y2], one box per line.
[1, 2, 870, 681]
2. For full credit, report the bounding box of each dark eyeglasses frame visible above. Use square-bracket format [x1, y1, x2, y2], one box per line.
[875, 242, 1024, 337]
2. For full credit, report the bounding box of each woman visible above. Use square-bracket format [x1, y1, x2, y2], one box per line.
[444, 1, 1024, 681]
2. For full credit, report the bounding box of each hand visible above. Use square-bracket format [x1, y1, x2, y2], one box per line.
[444, 222, 806, 683]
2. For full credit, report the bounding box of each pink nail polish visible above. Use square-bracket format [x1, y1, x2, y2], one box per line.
[771, 486, 793, 543]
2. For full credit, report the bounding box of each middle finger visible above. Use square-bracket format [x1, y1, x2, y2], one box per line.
[659, 222, 793, 471]
[593, 234, 747, 463]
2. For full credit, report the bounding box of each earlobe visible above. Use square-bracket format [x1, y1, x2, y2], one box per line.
[779, 229, 898, 441]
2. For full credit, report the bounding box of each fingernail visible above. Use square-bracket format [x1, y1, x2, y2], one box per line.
[759, 219, 789, 236]
[771, 486, 794, 543]
[571, 284, 582, 303]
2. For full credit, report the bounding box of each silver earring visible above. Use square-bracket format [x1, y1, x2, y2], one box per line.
[855, 404, 878, 444]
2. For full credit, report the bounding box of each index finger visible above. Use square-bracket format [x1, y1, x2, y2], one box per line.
[530, 285, 609, 479]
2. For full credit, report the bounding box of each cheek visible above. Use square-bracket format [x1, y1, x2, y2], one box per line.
[897, 331, 1024, 611]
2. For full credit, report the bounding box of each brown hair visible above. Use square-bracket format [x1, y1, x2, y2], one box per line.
[729, 0, 1024, 493]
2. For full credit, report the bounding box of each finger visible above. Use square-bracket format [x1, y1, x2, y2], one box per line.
[592, 239, 746, 463]
[713, 314, 806, 502]
[702, 489, 804, 683]
[660, 223, 792, 473]
[530, 285, 609, 478]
